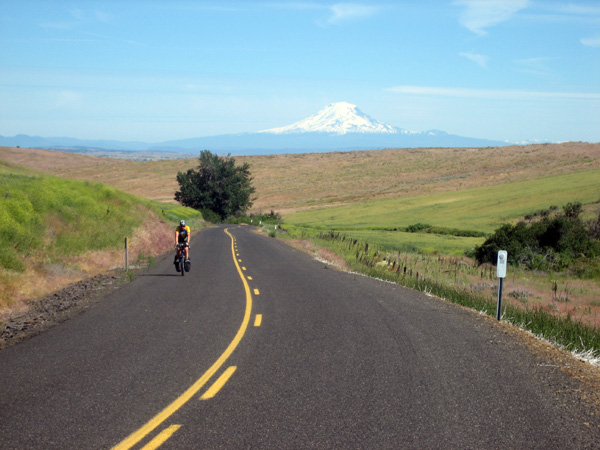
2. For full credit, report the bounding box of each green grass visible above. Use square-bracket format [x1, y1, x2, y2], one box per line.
[327, 228, 483, 256]
[286, 225, 482, 256]
[0, 160, 202, 273]
[286, 170, 600, 233]
[151, 201, 204, 225]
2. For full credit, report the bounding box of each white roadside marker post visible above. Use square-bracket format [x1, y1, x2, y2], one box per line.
[496, 250, 508, 320]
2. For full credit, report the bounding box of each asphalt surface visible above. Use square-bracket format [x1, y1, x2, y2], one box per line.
[0, 225, 598, 449]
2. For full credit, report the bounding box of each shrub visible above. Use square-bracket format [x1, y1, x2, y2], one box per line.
[474, 201, 600, 272]
[405, 223, 432, 233]
[199, 208, 222, 224]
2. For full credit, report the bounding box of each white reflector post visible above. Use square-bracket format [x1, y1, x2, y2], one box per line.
[497, 250, 507, 278]
[496, 251, 507, 320]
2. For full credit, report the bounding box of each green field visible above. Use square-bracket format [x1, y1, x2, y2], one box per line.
[326, 229, 483, 256]
[285, 169, 600, 255]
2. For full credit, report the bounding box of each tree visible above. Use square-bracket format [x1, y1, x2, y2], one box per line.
[174, 150, 256, 220]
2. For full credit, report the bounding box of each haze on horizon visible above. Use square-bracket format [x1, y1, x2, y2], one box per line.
[1, 0, 599, 144]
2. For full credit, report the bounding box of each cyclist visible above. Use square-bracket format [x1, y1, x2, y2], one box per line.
[174, 220, 191, 266]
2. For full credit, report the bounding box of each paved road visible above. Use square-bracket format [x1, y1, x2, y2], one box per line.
[0, 226, 598, 449]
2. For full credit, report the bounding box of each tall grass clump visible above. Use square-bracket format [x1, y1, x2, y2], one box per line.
[0, 174, 43, 271]
[290, 229, 600, 358]
[505, 305, 600, 355]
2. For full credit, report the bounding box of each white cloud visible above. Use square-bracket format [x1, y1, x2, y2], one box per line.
[268, 2, 380, 26]
[550, 4, 600, 16]
[386, 85, 600, 100]
[513, 57, 557, 78]
[581, 36, 600, 48]
[269, 2, 323, 11]
[40, 8, 111, 31]
[454, 0, 529, 35]
[460, 52, 488, 68]
[322, 3, 379, 25]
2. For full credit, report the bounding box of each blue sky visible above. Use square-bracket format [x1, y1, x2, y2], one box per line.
[1, 0, 599, 143]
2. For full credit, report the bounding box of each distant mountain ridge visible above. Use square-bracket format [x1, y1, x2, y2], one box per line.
[0, 134, 150, 151]
[0, 102, 511, 155]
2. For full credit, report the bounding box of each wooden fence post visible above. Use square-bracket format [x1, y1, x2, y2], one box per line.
[125, 237, 129, 271]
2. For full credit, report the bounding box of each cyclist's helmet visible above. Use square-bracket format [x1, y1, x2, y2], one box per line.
[180, 220, 186, 227]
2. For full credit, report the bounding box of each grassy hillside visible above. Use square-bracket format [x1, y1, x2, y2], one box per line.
[0, 160, 202, 308]
[285, 169, 600, 254]
[1, 164, 140, 271]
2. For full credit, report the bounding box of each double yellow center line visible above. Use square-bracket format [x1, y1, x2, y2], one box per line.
[112, 228, 253, 449]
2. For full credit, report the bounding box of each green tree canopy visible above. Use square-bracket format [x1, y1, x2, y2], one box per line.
[174, 150, 256, 220]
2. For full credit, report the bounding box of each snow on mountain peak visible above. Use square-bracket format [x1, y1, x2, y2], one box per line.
[260, 102, 398, 135]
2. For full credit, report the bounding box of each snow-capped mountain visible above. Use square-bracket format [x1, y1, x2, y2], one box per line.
[260, 102, 398, 135]
[1, 102, 511, 156]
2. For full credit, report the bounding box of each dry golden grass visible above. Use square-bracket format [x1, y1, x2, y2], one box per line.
[2, 142, 600, 214]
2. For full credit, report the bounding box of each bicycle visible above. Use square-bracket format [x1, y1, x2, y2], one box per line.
[174, 243, 190, 276]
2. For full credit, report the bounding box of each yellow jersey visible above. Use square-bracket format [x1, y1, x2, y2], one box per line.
[176, 225, 191, 242]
